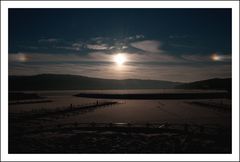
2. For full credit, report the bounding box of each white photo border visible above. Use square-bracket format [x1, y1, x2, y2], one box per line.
[1, 1, 239, 161]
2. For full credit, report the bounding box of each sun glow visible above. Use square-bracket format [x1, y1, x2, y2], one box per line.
[113, 53, 127, 65]
[211, 53, 221, 61]
[14, 53, 30, 62]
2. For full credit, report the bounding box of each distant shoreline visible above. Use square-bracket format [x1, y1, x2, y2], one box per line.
[74, 92, 230, 100]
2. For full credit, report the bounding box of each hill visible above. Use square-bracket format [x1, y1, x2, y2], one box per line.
[175, 78, 231, 92]
[9, 74, 180, 91]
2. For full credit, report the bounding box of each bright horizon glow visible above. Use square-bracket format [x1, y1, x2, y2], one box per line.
[113, 53, 127, 65]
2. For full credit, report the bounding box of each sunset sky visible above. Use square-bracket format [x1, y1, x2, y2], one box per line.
[9, 9, 231, 82]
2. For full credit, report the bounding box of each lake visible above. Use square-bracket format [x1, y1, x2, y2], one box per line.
[9, 89, 231, 127]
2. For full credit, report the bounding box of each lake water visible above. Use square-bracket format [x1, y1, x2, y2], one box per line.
[9, 89, 231, 127]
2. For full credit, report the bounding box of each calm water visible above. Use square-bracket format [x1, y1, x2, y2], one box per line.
[9, 89, 231, 127]
[17, 89, 227, 95]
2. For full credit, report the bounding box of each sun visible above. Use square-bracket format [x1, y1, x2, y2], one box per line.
[113, 53, 127, 65]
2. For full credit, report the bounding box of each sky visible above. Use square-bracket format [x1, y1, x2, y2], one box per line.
[9, 9, 231, 82]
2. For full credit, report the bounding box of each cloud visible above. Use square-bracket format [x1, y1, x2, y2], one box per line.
[127, 52, 181, 63]
[9, 61, 231, 82]
[38, 38, 61, 43]
[17, 35, 148, 54]
[10, 51, 231, 82]
[130, 40, 162, 53]
[86, 44, 109, 50]
[181, 54, 211, 62]
[9, 53, 31, 62]
[55, 46, 81, 51]
[182, 53, 232, 62]
[9, 52, 114, 63]
[135, 34, 145, 39]
[90, 37, 109, 43]
[9, 46, 182, 65]
[10, 36, 231, 82]
[125, 34, 145, 41]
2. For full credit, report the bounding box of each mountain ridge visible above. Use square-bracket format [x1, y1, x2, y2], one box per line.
[9, 74, 181, 91]
[175, 78, 231, 92]
[9, 74, 231, 91]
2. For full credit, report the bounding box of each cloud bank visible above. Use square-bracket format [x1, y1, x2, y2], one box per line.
[9, 35, 232, 82]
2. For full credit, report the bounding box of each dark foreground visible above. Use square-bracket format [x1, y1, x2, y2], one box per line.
[9, 97, 231, 153]
[9, 122, 231, 153]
